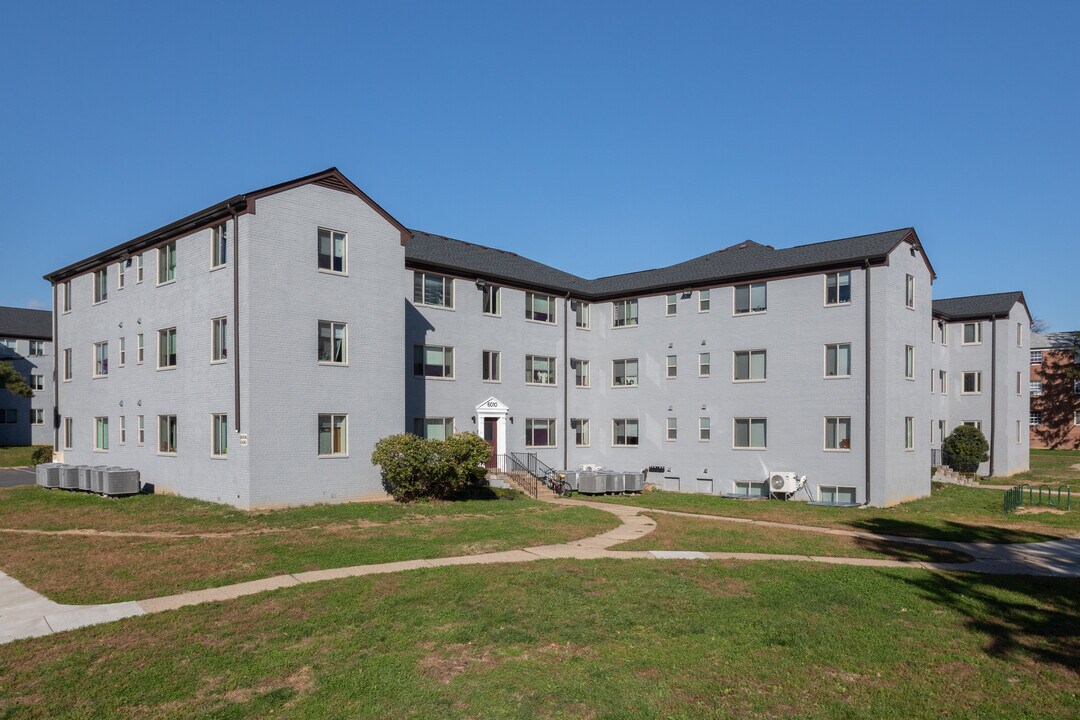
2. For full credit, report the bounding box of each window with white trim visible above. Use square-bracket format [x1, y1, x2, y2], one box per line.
[1030, 350, 1043, 364]
[1016, 371, 1021, 396]
[905, 274, 914, 308]
[571, 418, 589, 447]
[212, 317, 228, 362]
[825, 271, 851, 305]
[317, 320, 346, 364]
[63, 417, 73, 449]
[1074, 411, 1080, 426]
[698, 289, 710, 312]
[733, 480, 768, 497]
[118, 337, 126, 367]
[525, 418, 556, 448]
[940, 370, 948, 395]
[137, 333, 144, 364]
[318, 228, 347, 273]
[734, 418, 767, 449]
[137, 415, 145, 445]
[666, 417, 677, 441]
[612, 418, 639, 446]
[573, 359, 589, 387]
[95, 416, 109, 450]
[1016, 322, 1022, 347]
[93, 269, 108, 303]
[482, 350, 501, 382]
[414, 345, 454, 378]
[963, 322, 981, 345]
[136, 253, 144, 283]
[734, 282, 766, 314]
[157, 328, 177, 369]
[1030, 381, 1042, 397]
[61, 281, 71, 312]
[30, 409, 44, 425]
[940, 322, 948, 346]
[62, 348, 72, 381]
[698, 352, 710, 377]
[117, 261, 125, 290]
[318, 414, 347, 456]
[414, 417, 454, 440]
[613, 299, 639, 327]
[482, 285, 500, 316]
[525, 292, 556, 323]
[666, 355, 677, 379]
[962, 420, 982, 430]
[94, 341, 109, 377]
[665, 294, 677, 316]
[904, 417, 914, 450]
[30, 374, 44, 391]
[413, 271, 454, 309]
[612, 358, 638, 386]
[1030, 412, 1041, 426]
[158, 415, 178, 454]
[157, 242, 176, 284]
[119, 415, 127, 444]
[905, 345, 914, 380]
[29, 340, 44, 357]
[211, 224, 227, 268]
[212, 414, 228, 457]
[824, 417, 851, 451]
[820, 486, 857, 504]
[573, 301, 590, 329]
[733, 349, 766, 381]
[525, 354, 557, 385]
[962, 371, 982, 394]
[699, 417, 710, 441]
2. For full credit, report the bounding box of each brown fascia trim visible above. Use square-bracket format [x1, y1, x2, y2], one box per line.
[896, 229, 938, 281]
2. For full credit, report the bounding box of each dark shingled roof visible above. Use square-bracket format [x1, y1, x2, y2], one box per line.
[0, 306, 52, 340]
[931, 292, 1027, 320]
[406, 227, 922, 299]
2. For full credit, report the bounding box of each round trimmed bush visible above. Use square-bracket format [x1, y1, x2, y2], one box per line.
[942, 425, 989, 474]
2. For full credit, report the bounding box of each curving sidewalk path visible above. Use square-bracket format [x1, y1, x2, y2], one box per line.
[3, 498, 1079, 646]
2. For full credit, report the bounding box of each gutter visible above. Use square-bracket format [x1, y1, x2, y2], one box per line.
[51, 282, 59, 452]
[863, 260, 872, 505]
[563, 294, 570, 471]
[989, 316, 997, 476]
[231, 206, 241, 433]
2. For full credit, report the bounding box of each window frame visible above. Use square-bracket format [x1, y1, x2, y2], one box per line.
[666, 417, 677, 442]
[699, 416, 711, 442]
[612, 418, 640, 447]
[158, 415, 178, 455]
[573, 301, 590, 329]
[317, 228, 348, 275]
[733, 349, 767, 382]
[211, 224, 228, 269]
[824, 271, 851, 306]
[733, 282, 766, 315]
[119, 415, 126, 445]
[136, 253, 144, 283]
[525, 354, 557, 386]
[118, 337, 126, 368]
[665, 294, 677, 316]
[157, 242, 177, 285]
[117, 261, 126, 290]
[698, 352, 711, 377]
[29, 374, 44, 391]
[733, 417, 767, 449]
[93, 341, 109, 378]
[61, 280, 72, 313]
[905, 274, 914, 309]
[1030, 350, 1043, 364]
[94, 416, 109, 451]
[571, 418, 590, 447]
[819, 485, 858, 504]
[1030, 381, 1043, 397]
[414, 417, 455, 441]
[317, 320, 347, 365]
[962, 371, 982, 395]
[962, 322, 982, 345]
[905, 345, 915, 380]
[62, 348, 72, 381]
[612, 299, 639, 328]
[157, 328, 177, 370]
[137, 415, 145, 446]
[29, 340, 44, 357]
[525, 418, 556, 448]
[904, 416, 914, 451]
[211, 413, 228, 457]
[30, 408, 44, 425]
[482, 284, 501, 317]
[318, 413, 348, 457]
[573, 358, 590, 388]
[1030, 412, 1042, 426]
[940, 369, 948, 395]
[525, 292, 557, 324]
[666, 354, 678, 379]
[698, 289, 710, 313]
[93, 268, 108, 303]
[63, 417, 73, 449]
[412, 271, 454, 309]
[413, 344, 455, 379]
[482, 350, 501, 383]
[824, 416, 852, 451]
[612, 358, 639, 387]
[212, 317, 228, 363]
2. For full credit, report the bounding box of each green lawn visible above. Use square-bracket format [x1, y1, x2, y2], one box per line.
[984, 448, 1080, 489]
[0, 486, 619, 604]
[0, 445, 42, 467]
[579, 482, 1080, 543]
[1, 560, 1076, 719]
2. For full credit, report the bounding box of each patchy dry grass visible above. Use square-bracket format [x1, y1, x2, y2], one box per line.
[1, 560, 1077, 719]
[0, 445, 41, 467]
[984, 448, 1080, 489]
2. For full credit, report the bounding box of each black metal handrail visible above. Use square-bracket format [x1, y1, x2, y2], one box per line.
[510, 451, 560, 489]
[499, 453, 539, 498]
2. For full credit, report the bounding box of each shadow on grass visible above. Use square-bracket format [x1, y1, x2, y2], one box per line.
[850, 536, 973, 563]
[899, 571, 1080, 673]
[845, 517, 1058, 545]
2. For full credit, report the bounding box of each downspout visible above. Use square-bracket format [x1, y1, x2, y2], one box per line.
[51, 282, 59, 453]
[989, 316, 997, 476]
[863, 261, 872, 505]
[231, 206, 241, 432]
[563, 294, 570, 471]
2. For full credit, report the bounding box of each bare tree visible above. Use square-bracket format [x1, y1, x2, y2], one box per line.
[1030, 316, 1051, 334]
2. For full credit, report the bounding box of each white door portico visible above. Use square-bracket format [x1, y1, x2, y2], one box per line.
[476, 397, 509, 468]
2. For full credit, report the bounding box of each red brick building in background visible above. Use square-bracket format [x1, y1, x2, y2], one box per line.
[1029, 331, 1080, 449]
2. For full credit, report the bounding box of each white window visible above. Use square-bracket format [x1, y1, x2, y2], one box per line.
[571, 418, 589, 447]
[119, 415, 126, 444]
[0, 409, 15, 424]
[95, 416, 109, 450]
[612, 358, 638, 386]
[905, 274, 914, 309]
[1030, 381, 1042, 397]
[1017, 420, 1022, 442]
[318, 228, 347, 273]
[1074, 411, 1080, 426]
[825, 271, 851, 305]
[733, 480, 768, 498]
[1016, 371, 1021, 396]
[574, 359, 589, 387]
[94, 341, 109, 377]
[930, 368, 935, 393]
[699, 417, 710, 441]
[137, 333, 144, 364]
[525, 355, 556, 385]
[212, 317, 228, 362]
[157, 328, 177, 369]
[962, 371, 982, 394]
[482, 350, 501, 382]
[93, 268, 108, 303]
[1016, 322, 1022, 347]
[905, 345, 914, 380]
[734, 282, 766, 314]
[414, 345, 454, 378]
[666, 417, 677, 441]
[317, 320, 346, 364]
[212, 414, 228, 457]
[612, 299, 639, 327]
[938, 420, 946, 443]
[29, 340, 44, 357]
[665, 294, 677, 316]
[698, 289, 710, 312]
[825, 417, 852, 451]
[1030, 412, 1041, 426]
[940, 322, 948, 346]
[413, 271, 453, 309]
[698, 352, 710, 377]
[482, 285, 501, 316]
[158, 415, 178, 454]
[573, 301, 590, 329]
[137, 415, 145, 445]
[117, 261, 125, 290]
[136, 253, 144, 283]
[666, 355, 677, 378]
[63, 417, 73, 449]
[940, 370, 948, 395]
[62, 348, 72, 381]
[963, 420, 982, 430]
[30, 374, 44, 391]
[820, 486, 857, 504]
[733, 349, 766, 381]
[211, 224, 227, 268]
[118, 337, 126, 367]
[905, 417, 914, 450]
[61, 281, 72, 312]
[30, 409, 44, 425]
[734, 418, 767, 449]
[1030, 350, 1043, 364]
[612, 418, 639, 446]
[318, 414, 347, 456]
[157, 242, 176, 284]
[963, 322, 981, 345]
[414, 417, 454, 440]
[525, 418, 556, 448]
[525, 292, 556, 323]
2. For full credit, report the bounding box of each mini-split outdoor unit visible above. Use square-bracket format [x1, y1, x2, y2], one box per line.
[769, 472, 806, 494]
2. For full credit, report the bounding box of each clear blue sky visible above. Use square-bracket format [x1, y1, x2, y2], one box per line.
[2, 1, 1077, 329]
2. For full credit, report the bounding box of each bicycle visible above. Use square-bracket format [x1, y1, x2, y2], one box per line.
[547, 473, 574, 497]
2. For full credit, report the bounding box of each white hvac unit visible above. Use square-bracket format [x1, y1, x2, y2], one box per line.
[579, 463, 604, 472]
[769, 472, 806, 494]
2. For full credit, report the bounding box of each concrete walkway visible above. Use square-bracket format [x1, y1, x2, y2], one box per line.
[3, 496, 1079, 646]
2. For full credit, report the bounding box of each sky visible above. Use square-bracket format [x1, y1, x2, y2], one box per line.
[1, 1, 1077, 330]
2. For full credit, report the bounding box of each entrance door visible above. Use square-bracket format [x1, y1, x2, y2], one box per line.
[483, 417, 499, 469]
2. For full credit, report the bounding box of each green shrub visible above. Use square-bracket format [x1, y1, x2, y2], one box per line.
[372, 432, 490, 502]
[942, 425, 989, 474]
[30, 445, 53, 465]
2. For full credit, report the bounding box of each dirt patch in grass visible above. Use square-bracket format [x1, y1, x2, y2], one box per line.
[417, 642, 500, 684]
